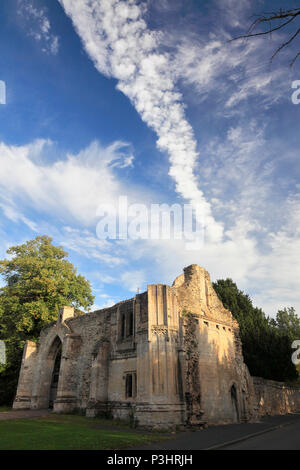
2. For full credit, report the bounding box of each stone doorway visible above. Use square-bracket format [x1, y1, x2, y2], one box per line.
[231, 384, 239, 423]
[49, 338, 62, 409]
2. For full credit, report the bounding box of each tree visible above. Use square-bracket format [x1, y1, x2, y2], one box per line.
[273, 307, 300, 339]
[0, 235, 94, 405]
[272, 307, 300, 376]
[231, 7, 300, 67]
[213, 278, 298, 382]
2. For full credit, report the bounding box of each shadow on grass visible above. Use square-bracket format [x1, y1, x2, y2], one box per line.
[0, 414, 172, 450]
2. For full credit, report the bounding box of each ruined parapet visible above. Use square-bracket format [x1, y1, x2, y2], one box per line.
[86, 339, 110, 418]
[53, 333, 82, 413]
[57, 306, 75, 324]
[173, 264, 234, 325]
[134, 284, 185, 429]
[173, 264, 255, 425]
[147, 284, 179, 341]
[147, 284, 180, 405]
[13, 340, 38, 409]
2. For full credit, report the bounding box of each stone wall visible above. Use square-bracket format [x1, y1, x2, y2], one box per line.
[253, 377, 300, 417]
[173, 265, 255, 425]
[144, 284, 184, 428]
[13, 341, 38, 409]
[13, 263, 300, 429]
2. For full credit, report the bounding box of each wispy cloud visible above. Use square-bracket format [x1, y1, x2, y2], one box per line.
[55, 0, 300, 316]
[59, 227, 125, 266]
[120, 269, 146, 293]
[17, 0, 59, 55]
[0, 139, 135, 226]
[1, 0, 297, 318]
[170, 25, 289, 115]
[0, 197, 38, 232]
[214, 0, 252, 29]
[59, 0, 224, 243]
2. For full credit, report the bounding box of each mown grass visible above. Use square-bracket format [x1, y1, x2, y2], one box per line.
[0, 414, 169, 450]
[0, 406, 11, 412]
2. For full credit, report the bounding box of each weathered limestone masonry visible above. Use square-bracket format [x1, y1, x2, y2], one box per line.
[253, 377, 300, 417]
[13, 264, 300, 428]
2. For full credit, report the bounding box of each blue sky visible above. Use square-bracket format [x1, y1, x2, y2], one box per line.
[0, 0, 299, 316]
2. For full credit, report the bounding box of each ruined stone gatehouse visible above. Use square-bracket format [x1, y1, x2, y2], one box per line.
[13, 264, 300, 428]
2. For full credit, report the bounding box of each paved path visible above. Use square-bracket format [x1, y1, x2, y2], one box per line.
[134, 413, 300, 450]
[223, 418, 300, 450]
[1, 409, 300, 449]
[0, 409, 51, 421]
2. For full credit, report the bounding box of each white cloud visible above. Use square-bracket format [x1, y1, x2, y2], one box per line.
[1, 0, 297, 319]
[59, 0, 224, 243]
[55, 0, 300, 316]
[57, 0, 293, 243]
[113, 118, 300, 316]
[148, 0, 183, 13]
[247, 199, 300, 314]
[59, 227, 125, 266]
[17, 0, 59, 55]
[0, 199, 38, 232]
[125, 218, 300, 317]
[147, 0, 291, 118]
[0, 139, 136, 226]
[214, 0, 251, 29]
[201, 121, 274, 225]
[120, 269, 146, 293]
[91, 299, 117, 310]
[172, 32, 287, 112]
[1, 132, 298, 316]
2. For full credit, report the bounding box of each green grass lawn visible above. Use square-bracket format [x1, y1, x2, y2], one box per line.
[0, 414, 170, 450]
[0, 406, 11, 412]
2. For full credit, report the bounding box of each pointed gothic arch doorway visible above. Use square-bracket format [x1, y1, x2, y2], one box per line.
[231, 384, 239, 423]
[48, 337, 62, 409]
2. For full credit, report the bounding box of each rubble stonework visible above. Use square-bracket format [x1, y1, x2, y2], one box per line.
[252, 377, 300, 416]
[13, 264, 300, 428]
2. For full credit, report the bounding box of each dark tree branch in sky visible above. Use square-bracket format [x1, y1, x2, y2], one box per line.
[230, 7, 300, 67]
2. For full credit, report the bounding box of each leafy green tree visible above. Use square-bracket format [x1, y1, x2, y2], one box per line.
[0, 236, 94, 405]
[272, 307, 300, 377]
[272, 307, 300, 340]
[213, 279, 298, 382]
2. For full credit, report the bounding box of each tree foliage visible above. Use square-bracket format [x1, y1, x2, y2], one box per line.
[213, 278, 298, 382]
[0, 236, 94, 405]
[272, 307, 300, 339]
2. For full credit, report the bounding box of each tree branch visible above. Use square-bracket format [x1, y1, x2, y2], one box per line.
[290, 50, 300, 67]
[229, 7, 300, 66]
[270, 27, 300, 62]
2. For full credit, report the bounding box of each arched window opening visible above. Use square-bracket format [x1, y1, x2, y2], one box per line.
[126, 373, 133, 398]
[128, 311, 134, 337]
[231, 384, 239, 423]
[125, 372, 137, 399]
[49, 339, 62, 408]
[121, 314, 126, 339]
